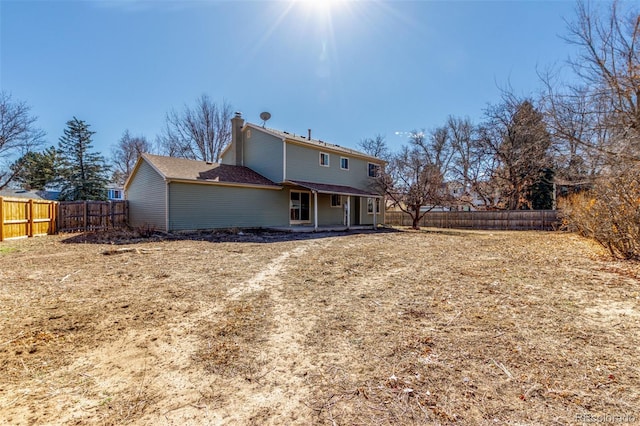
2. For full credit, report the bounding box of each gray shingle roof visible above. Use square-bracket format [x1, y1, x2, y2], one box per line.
[0, 189, 60, 200]
[286, 180, 381, 197]
[0, 189, 43, 199]
[141, 154, 279, 187]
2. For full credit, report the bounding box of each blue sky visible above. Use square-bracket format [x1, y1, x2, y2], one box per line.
[1, 0, 580, 158]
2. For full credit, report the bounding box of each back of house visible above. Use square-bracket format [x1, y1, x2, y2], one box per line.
[125, 113, 385, 231]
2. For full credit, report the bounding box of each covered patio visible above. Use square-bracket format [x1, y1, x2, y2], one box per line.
[283, 180, 383, 231]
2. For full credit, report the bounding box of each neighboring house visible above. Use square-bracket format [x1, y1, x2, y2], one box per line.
[0, 189, 60, 201]
[125, 113, 385, 231]
[107, 185, 124, 201]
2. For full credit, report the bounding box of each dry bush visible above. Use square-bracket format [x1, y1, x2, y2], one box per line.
[560, 168, 640, 259]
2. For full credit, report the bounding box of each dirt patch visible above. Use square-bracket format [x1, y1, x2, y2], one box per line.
[0, 229, 639, 424]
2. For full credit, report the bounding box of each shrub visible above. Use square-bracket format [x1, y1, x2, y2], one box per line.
[560, 168, 640, 260]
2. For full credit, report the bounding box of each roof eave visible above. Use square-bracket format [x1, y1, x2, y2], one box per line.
[283, 180, 382, 198]
[166, 178, 282, 190]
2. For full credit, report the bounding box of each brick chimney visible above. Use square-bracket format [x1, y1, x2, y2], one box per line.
[231, 112, 244, 166]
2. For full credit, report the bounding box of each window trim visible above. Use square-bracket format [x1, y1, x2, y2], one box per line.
[330, 194, 342, 208]
[319, 152, 330, 167]
[290, 190, 312, 224]
[340, 157, 349, 170]
[367, 197, 381, 215]
[368, 162, 380, 178]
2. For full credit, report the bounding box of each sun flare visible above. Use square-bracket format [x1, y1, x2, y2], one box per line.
[295, 0, 347, 14]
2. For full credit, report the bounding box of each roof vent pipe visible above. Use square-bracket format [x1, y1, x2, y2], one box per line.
[308, 129, 311, 141]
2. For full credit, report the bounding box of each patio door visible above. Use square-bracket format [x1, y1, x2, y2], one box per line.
[290, 191, 310, 223]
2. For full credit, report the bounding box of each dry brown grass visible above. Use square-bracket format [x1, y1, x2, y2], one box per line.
[0, 228, 638, 425]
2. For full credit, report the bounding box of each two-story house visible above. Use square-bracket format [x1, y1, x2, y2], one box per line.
[125, 113, 384, 232]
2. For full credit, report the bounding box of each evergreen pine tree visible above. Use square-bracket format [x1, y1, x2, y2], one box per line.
[529, 167, 555, 210]
[11, 146, 59, 190]
[57, 117, 109, 200]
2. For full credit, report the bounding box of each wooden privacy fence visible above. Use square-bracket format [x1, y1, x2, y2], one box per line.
[0, 197, 58, 241]
[57, 200, 128, 233]
[385, 210, 559, 231]
[1, 198, 129, 241]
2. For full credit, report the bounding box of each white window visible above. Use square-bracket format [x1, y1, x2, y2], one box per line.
[367, 198, 381, 214]
[320, 152, 330, 167]
[368, 162, 380, 177]
[330, 194, 342, 207]
[340, 157, 349, 170]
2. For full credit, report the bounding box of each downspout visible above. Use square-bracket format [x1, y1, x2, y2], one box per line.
[165, 181, 170, 232]
[282, 139, 287, 182]
[313, 191, 318, 231]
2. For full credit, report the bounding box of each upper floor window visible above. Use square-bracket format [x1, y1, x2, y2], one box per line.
[368, 162, 380, 177]
[340, 157, 349, 170]
[320, 152, 330, 167]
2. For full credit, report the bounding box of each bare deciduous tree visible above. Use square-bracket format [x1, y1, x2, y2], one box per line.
[0, 92, 45, 189]
[566, 1, 640, 142]
[111, 130, 151, 185]
[545, 1, 640, 258]
[358, 134, 391, 160]
[540, 81, 604, 184]
[380, 128, 454, 229]
[543, 1, 640, 168]
[445, 115, 501, 209]
[157, 95, 233, 163]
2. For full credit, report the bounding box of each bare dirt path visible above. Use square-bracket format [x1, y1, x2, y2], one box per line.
[207, 240, 324, 425]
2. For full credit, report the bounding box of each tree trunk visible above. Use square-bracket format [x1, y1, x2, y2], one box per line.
[411, 206, 421, 230]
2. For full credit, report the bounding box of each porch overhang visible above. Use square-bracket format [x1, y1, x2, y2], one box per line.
[284, 180, 382, 231]
[284, 180, 382, 198]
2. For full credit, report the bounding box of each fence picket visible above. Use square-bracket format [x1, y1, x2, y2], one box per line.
[384, 210, 559, 231]
[0, 197, 59, 241]
[56, 200, 128, 233]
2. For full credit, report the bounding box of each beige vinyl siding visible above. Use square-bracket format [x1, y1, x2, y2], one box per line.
[285, 143, 379, 191]
[356, 196, 385, 225]
[168, 183, 289, 230]
[126, 160, 167, 230]
[316, 193, 344, 226]
[220, 144, 235, 165]
[243, 130, 283, 183]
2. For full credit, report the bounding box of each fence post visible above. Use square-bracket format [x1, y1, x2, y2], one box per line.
[50, 202, 57, 235]
[57, 202, 62, 233]
[0, 197, 4, 242]
[28, 199, 34, 237]
[83, 201, 88, 231]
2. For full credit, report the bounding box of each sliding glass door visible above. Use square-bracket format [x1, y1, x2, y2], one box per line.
[290, 191, 310, 223]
